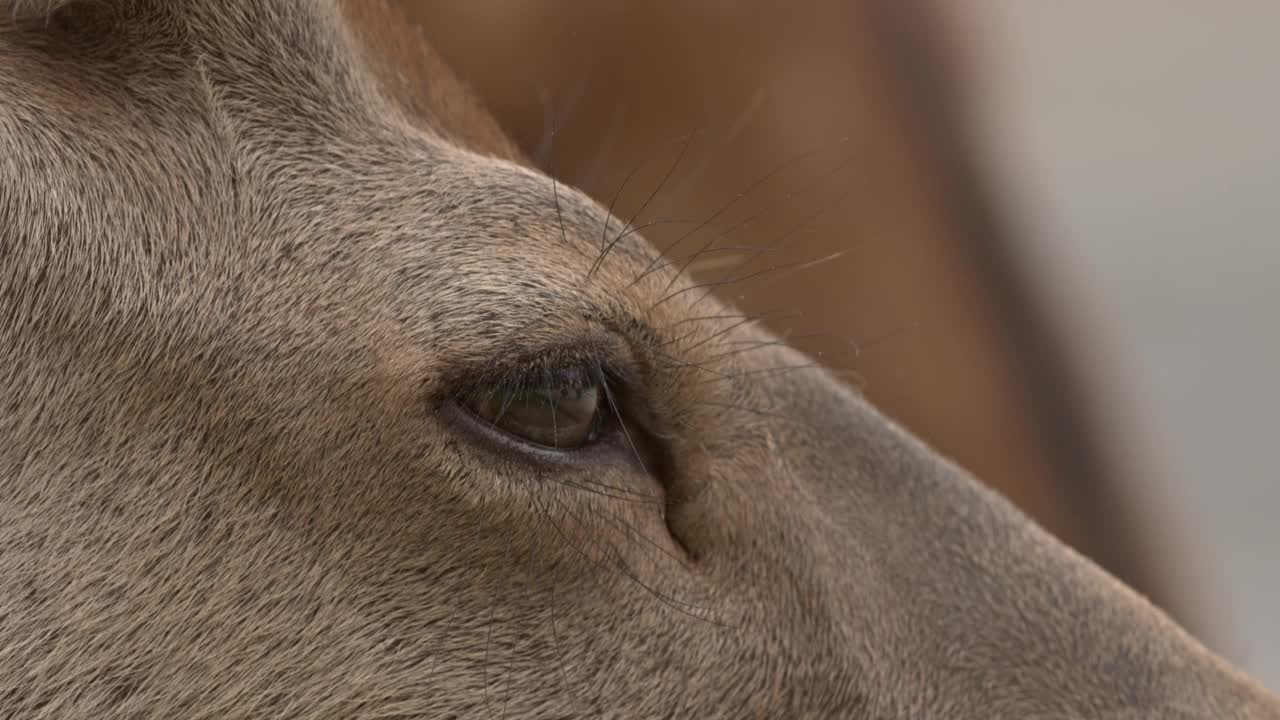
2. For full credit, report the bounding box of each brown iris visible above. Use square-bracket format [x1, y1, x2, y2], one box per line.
[462, 368, 604, 450]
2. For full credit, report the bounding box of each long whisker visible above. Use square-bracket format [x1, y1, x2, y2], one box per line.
[708, 333, 847, 361]
[667, 86, 767, 199]
[482, 530, 516, 717]
[578, 100, 628, 196]
[657, 309, 801, 352]
[630, 153, 851, 292]
[648, 348, 734, 379]
[651, 254, 839, 311]
[533, 64, 593, 169]
[598, 156, 647, 253]
[531, 509, 577, 706]
[641, 243, 781, 281]
[632, 136, 850, 285]
[594, 504, 691, 569]
[691, 362, 827, 387]
[661, 310, 773, 328]
[596, 361, 648, 475]
[613, 217, 701, 241]
[548, 129, 569, 253]
[597, 132, 704, 255]
[658, 310, 793, 352]
[534, 84, 558, 169]
[660, 154, 856, 301]
[542, 494, 730, 626]
[590, 131, 697, 280]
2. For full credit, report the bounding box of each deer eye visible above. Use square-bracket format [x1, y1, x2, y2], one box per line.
[461, 367, 604, 450]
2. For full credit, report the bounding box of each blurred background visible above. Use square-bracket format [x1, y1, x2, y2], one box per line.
[405, 0, 1278, 689]
[981, 1, 1280, 688]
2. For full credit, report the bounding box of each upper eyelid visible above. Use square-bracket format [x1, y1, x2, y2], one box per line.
[427, 306, 658, 400]
[439, 337, 630, 398]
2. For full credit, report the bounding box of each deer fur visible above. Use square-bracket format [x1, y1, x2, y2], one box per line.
[1, 1, 1277, 717]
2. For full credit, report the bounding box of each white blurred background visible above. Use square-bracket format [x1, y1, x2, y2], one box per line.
[982, 1, 1280, 688]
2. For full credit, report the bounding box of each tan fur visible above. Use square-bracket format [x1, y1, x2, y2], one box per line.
[0, 1, 1276, 717]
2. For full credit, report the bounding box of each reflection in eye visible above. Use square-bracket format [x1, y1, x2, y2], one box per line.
[463, 368, 604, 450]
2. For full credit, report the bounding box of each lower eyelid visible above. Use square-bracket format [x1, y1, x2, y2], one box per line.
[443, 398, 621, 466]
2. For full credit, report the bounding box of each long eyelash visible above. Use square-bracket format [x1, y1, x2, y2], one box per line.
[542, 366, 560, 449]
[593, 360, 647, 474]
[457, 359, 670, 498]
[489, 376, 523, 426]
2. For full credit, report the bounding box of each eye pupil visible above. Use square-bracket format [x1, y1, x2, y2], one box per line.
[463, 371, 603, 450]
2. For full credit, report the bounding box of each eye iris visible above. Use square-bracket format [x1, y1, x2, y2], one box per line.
[465, 374, 602, 449]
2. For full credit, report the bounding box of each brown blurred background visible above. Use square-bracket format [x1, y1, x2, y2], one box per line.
[396, 0, 1279, 688]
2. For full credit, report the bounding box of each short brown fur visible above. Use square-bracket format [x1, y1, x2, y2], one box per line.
[1, 1, 1276, 717]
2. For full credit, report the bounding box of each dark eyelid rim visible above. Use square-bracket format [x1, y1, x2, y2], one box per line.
[433, 327, 670, 464]
[436, 339, 641, 466]
[436, 334, 636, 402]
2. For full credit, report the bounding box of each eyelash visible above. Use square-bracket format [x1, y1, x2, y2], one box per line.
[453, 361, 618, 453]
